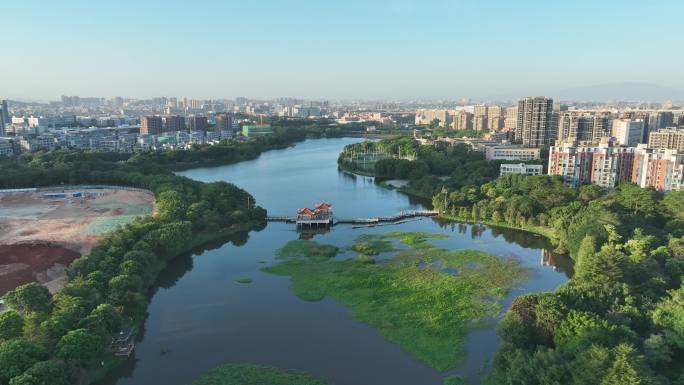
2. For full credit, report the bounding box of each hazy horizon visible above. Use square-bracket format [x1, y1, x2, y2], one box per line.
[4, 0, 684, 101]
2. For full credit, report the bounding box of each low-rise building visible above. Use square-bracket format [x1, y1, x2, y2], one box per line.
[500, 163, 543, 176]
[242, 124, 273, 137]
[485, 146, 541, 161]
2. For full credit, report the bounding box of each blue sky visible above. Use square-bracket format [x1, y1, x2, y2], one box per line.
[3, 0, 684, 100]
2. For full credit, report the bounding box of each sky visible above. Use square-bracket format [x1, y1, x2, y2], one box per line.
[3, 0, 684, 101]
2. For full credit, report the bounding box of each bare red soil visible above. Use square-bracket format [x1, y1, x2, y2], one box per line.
[0, 243, 80, 295]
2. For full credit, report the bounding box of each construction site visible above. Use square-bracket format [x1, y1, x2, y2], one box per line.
[0, 186, 155, 294]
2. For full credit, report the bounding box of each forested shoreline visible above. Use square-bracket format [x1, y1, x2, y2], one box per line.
[0, 129, 326, 385]
[338, 137, 506, 199]
[340, 137, 684, 384]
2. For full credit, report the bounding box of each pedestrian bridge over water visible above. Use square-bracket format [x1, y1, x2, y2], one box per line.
[266, 210, 439, 227]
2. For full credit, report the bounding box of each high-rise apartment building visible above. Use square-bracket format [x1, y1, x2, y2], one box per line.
[190, 99, 204, 110]
[516, 97, 555, 147]
[504, 106, 518, 131]
[558, 113, 593, 143]
[632, 147, 684, 192]
[473, 105, 488, 116]
[488, 116, 504, 131]
[415, 109, 450, 126]
[487, 105, 502, 118]
[473, 115, 488, 131]
[216, 113, 233, 131]
[611, 119, 645, 146]
[657, 112, 674, 129]
[592, 114, 612, 140]
[0, 111, 5, 136]
[549, 140, 684, 192]
[486, 106, 503, 131]
[648, 127, 684, 151]
[187, 116, 209, 131]
[140, 116, 163, 135]
[677, 114, 684, 127]
[1, 100, 9, 125]
[548, 139, 634, 188]
[473, 105, 488, 131]
[555, 112, 611, 144]
[164, 115, 186, 132]
[450, 111, 472, 130]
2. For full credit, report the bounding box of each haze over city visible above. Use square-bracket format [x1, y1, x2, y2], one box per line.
[4, 0, 684, 101]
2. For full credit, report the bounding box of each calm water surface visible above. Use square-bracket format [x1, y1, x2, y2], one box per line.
[101, 138, 571, 385]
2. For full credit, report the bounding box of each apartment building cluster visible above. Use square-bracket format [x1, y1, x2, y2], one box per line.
[416, 97, 684, 148]
[0, 111, 244, 156]
[2, 124, 238, 154]
[416, 104, 510, 132]
[415, 97, 559, 148]
[549, 131, 684, 192]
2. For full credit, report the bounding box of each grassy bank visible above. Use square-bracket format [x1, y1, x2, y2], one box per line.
[189, 364, 332, 385]
[262, 232, 526, 371]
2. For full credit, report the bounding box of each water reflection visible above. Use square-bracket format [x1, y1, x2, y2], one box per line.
[99, 230, 257, 385]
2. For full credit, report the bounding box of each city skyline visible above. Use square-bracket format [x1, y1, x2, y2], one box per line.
[4, 0, 684, 101]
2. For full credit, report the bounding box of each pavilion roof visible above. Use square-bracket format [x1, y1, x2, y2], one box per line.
[298, 208, 315, 216]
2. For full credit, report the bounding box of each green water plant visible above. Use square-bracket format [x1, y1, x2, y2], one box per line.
[263, 232, 525, 371]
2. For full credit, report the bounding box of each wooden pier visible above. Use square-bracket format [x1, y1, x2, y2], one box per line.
[266, 210, 439, 227]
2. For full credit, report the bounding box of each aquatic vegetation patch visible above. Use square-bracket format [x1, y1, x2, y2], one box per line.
[353, 255, 376, 264]
[263, 232, 526, 371]
[189, 364, 331, 385]
[352, 234, 394, 255]
[443, 375, 466, 385]
[235, 277, 253, 284]
[276, 240, 339, 262]
[375, 231, 449, 248]
[351, 242, 382, 255]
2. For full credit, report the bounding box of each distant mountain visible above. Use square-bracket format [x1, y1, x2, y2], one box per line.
[556, 82, 684, 102]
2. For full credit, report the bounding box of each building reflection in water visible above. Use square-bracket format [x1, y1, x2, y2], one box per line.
[541, 249, 557, 270]
[298, 227, 331, 240]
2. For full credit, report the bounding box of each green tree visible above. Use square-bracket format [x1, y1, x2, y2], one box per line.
[574, 245, 628, 285]
[56, 329, 101, 365]
[600, 344, 658, 385]
[52, 294, 88, 329]
[569, 344, 612, 385]
[643, 334, 672, 366]
[0, 311, 25, 341]
[651, 284, 684, 349]
[8, 360, 74, 385]
[186, 200, 211, 222]
[663, 189, 684, 220]
[534, 294, 567, 338]
[576, 235, 597, 265]
[156, 190, 188, 221]
[554, 310, 608, 346]
[0, 340, 46, 383]
[81, 304, 122, 336]
[4, 283, 53, 314]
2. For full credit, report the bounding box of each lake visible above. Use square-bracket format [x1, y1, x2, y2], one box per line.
[100, 137, 571, 385]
